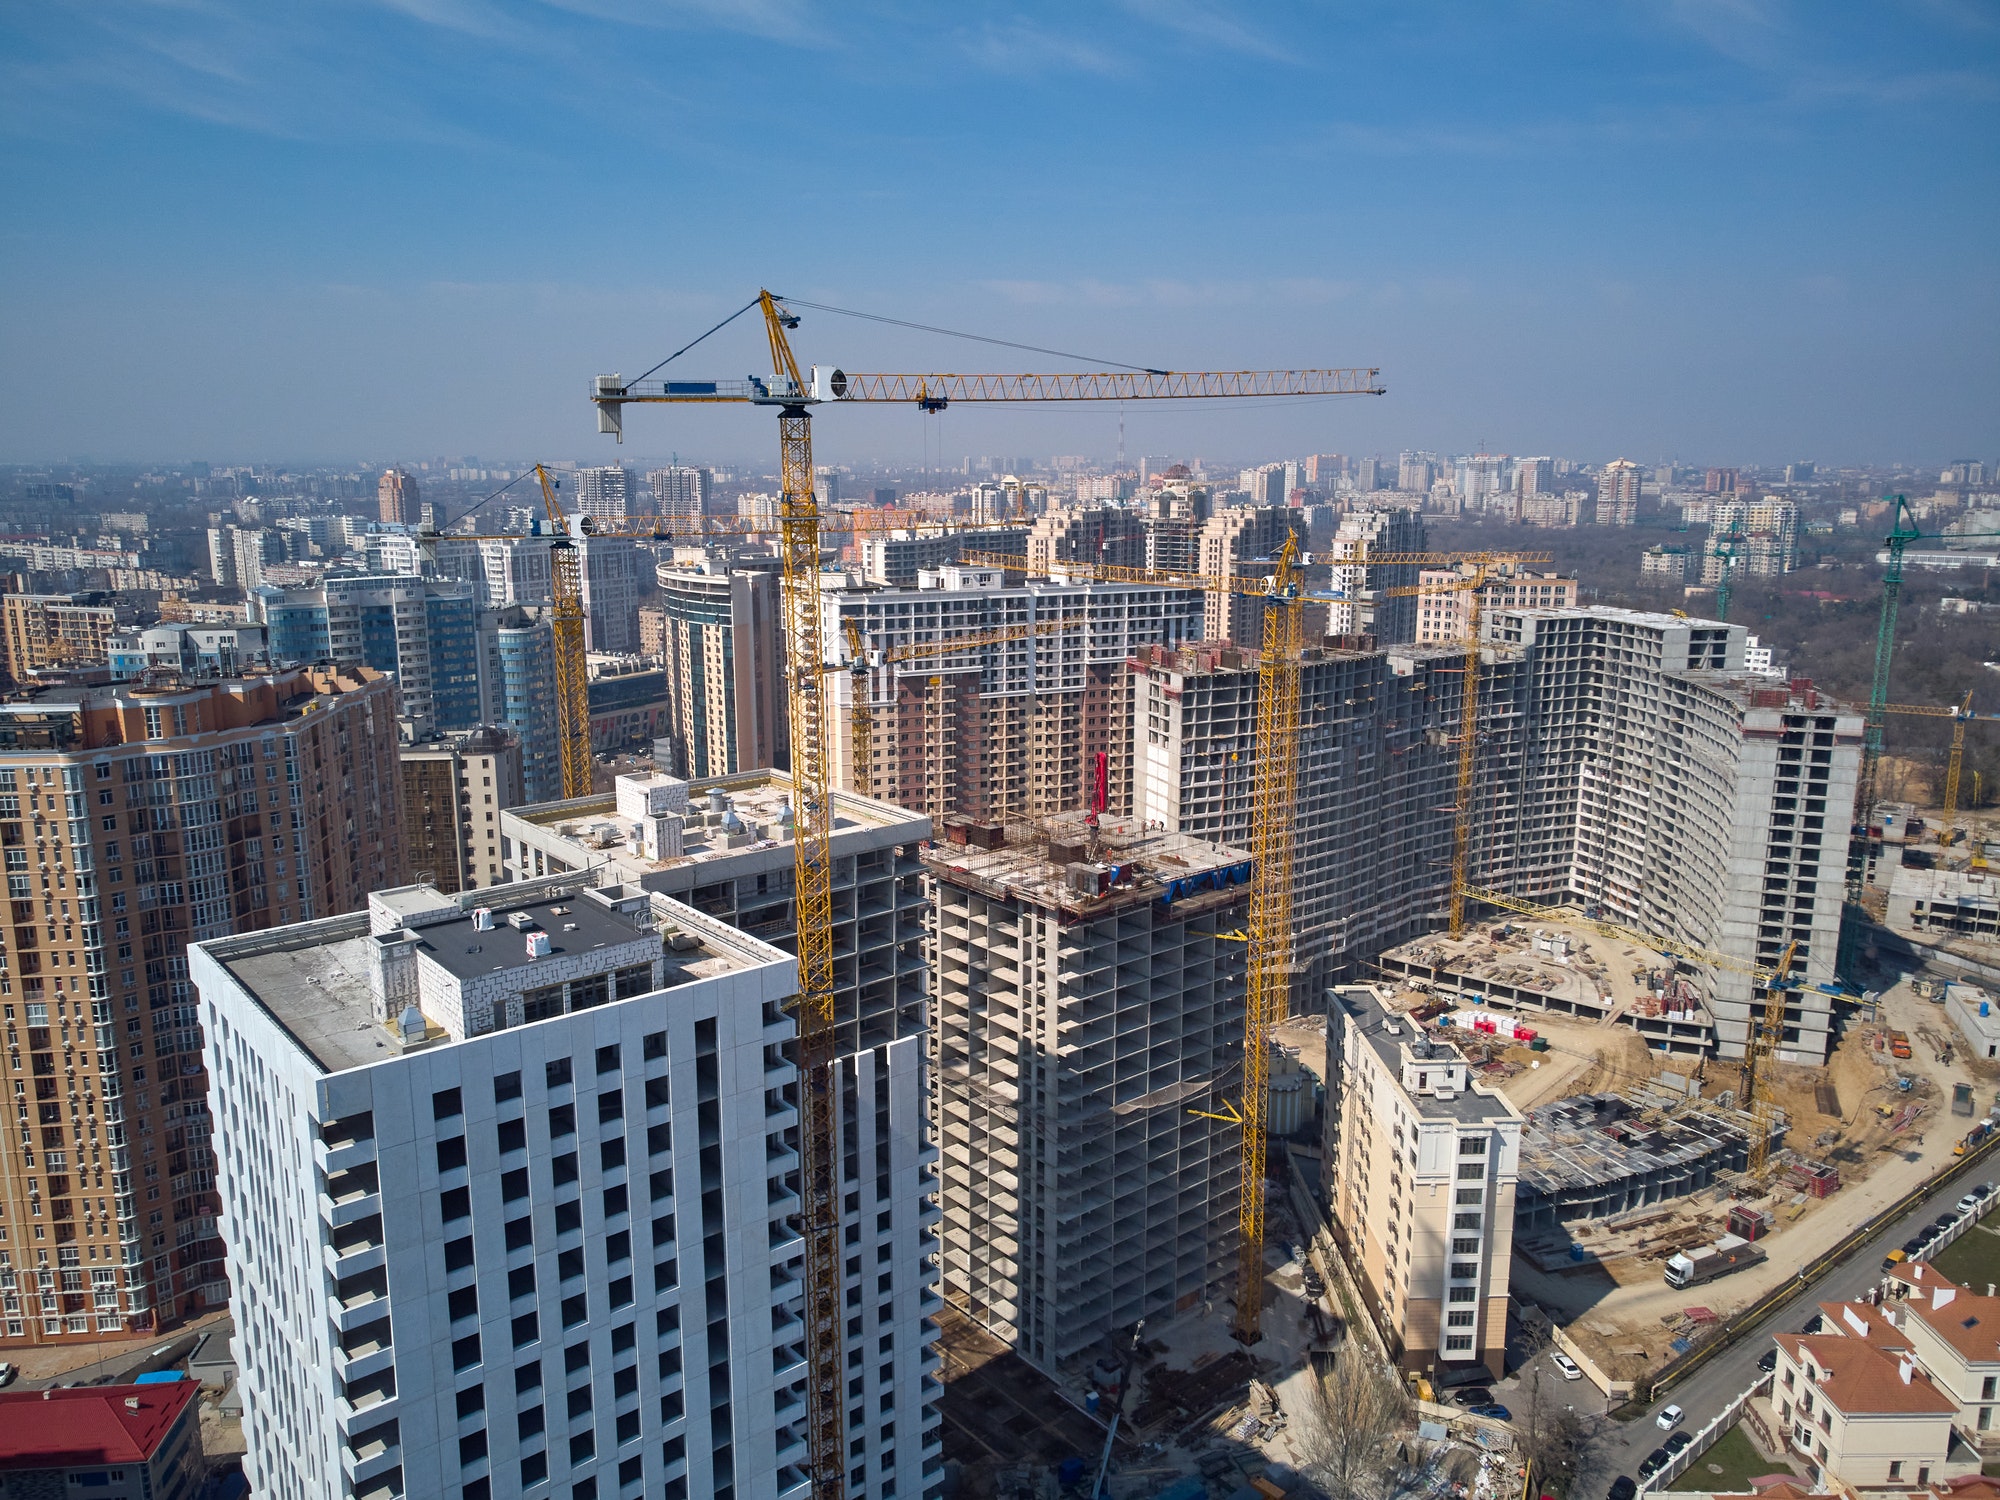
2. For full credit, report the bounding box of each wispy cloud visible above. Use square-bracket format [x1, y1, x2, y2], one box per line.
[1113, 0, 1295, 63]
[958, 17, 1123, 76]
[1662, 0, 1999, 105]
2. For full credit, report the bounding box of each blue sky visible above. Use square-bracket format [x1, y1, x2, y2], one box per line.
[1, 1, 1995, 469]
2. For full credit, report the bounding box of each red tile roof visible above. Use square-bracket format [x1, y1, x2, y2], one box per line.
[1903, 1286, 2000, 1365]
[0, 1379, 195, 1470]
[1788, 1334, 1957, 1416]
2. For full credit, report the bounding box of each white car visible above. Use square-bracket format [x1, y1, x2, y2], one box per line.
[1552, 1352, 1583, 1381]
[1656, 1404, 1685, 1431]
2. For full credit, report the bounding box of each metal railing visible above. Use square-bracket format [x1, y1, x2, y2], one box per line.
[1639, 1372, 1774, 1493]
[1615, 1129, 2000, 1414]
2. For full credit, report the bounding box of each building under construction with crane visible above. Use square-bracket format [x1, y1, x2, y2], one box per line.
[922, 812, 1252, 1370]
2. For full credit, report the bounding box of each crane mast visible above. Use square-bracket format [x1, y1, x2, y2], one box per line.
[594, 292, 1388, 1482]
[535, 463, 596, 801]
[1236, 541, 1303, 1344]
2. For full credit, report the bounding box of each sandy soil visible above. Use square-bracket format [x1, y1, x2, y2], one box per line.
[1524, 975, 1977, 1379]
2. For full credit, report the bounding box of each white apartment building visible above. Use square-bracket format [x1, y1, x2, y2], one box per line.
[1487, 608, 1862, 1060]
[1707, 498, 1802, 578]
[574, 466, 634, 521]
[647, 467, 712, 528]
[579, 532, 646, 656]
[194, 880, 825, 1500]
[1412, 571, 1577, 644]
[1324, 984, 1523, 1379]
[1323, 509, 1428, 643]
[500, 772, 944, 1498]
[434, 535, 557, 610]
[922, 816, 1250, 1368]
[826, 569, 1204, 824]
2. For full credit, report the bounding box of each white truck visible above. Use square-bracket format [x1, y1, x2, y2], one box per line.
[1664, 1233, 1767, 1289]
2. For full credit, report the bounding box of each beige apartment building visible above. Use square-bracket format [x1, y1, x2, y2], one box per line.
[0, 666, 404, 1344]
[0, 593, 138, 687]
[1325, 984, 1524, 1379]
[1413, 571, 1578, 643]
[398, 725, 522, 893]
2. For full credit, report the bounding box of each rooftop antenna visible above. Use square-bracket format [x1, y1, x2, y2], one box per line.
[1117, 406, 1126, 469]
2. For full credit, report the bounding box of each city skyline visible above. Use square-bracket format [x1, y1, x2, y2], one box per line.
[2, 4, 1995, 466]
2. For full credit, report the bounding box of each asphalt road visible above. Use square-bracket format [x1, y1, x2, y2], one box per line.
[1496, 1166, 1998, 1500]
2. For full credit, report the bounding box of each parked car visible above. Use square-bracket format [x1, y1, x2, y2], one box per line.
[1959, 1192, 1983, 1216]
[1665, 1432, 1693, 1457]
[1973, 1182, 1995, 1201]
[1758, 1348, 1778, 1373]
[1471, 1403, 1512, 1422]
[1452, 1387, 1494, 1408]
[0, 1364, 15, 1387]
[1552, 1352, 1584, 1381]
[1932, 1216, 1957, 1232]
[1608, 1477, 1637, 1500]
[1656, 1404, 1685, 1430]
[1638, 1449, 1670, 1480]
[1902, 1238, 1927, 1256]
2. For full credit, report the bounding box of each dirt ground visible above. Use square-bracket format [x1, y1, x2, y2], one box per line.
[1521, 973, 1977, 1381]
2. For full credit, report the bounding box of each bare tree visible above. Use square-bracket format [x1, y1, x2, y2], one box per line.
[1514, 1363, 1607, 1498]
[1294, 1342, 1424, 1500]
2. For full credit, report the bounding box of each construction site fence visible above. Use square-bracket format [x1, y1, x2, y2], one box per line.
[1612, 1126, 2000, 1418]
[1637, 1373, 1774, 1495]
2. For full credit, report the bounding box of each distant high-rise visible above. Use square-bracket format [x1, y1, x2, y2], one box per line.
[652, 559, 788, 780]
[646, 465, 713, 528]
[1305, 453, 1345, 487]
[1399, 454, 1439, 494]
[376, 467, 420, 526]
[398, 725, 523, 891]
[579, 532, 645, 654]
[1324, 509, 1430, 642]
[479, 605, 563, 804]
[1354, 456, 1382, 492]
[1196, 507, 1305, 646]
[1514, 457, 1556, 497]
[256, 575, 482, 737]
[1596, 458, 1643, 525]
[574, 464, 633, 521]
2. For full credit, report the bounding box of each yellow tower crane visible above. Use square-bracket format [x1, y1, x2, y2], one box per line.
[976, 542, 1540, 1341]
[591, 290, 1385, 1492]
[831, 614, 1089, 816]
[1885, 692, 2000, 835]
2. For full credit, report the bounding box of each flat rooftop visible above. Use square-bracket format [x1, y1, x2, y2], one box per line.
[923, 813, 1249, 919]
[1516, 1090, 1758, 1198]
[1339, 988, 1517, 1126]
[509, 769, 927, 875]
[216, 882, 774, 1074]
[414, 895, 655, 986]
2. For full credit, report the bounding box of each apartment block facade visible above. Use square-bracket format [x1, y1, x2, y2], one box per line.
[0, 667, 405, 1346]
[257, 576, 482, 738]
[1324, 984, 1523, 1379]
[652, 561, 788, 782]
[1133, 607, 1859, 1061]
[923, 818, 1249, 1368]
[1127, 638, 1526, 1004]
[1323, 509, 1429, 644]
[500, 773, 944, 1496]
[194, 878, 935, 1500]
[1195, 507, 1304, 647]
[1413, 572, 1578, 644]
[827, 570, 1203, 826]
[1486, 609, 1862, 1059]
[0, 594, 138, 688]
[400, 727, 524, 894]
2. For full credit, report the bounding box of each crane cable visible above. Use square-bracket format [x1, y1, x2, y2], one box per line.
[768, 294, 1169, 375]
